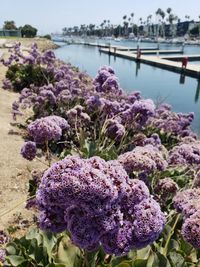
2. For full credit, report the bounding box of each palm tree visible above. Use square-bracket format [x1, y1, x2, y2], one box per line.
[147, 15, 152, 37]
[131, 13, 134, 33]
[199, 15, 200, 39]
[166, 8, 173, 37]
[167, 12, 178, 37]
[123, 15, 127, 36]
[155, 9, 166, 38]
[185, 15, 190, 21]
[155, 9, 161, 39]
[138, 18, 143, 37]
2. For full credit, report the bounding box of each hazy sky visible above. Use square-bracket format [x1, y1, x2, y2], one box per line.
[1, 0, 200, 34]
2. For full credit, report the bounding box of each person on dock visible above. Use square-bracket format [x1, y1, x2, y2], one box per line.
[182, 57, 188, 69]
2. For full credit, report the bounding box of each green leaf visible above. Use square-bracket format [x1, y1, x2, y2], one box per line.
[6, 244, 17, 255]
[26, 227, 42, 245]
[179, 238, 193, 255]
[54, 236, 81, 267]
[157, 253, 171, 267]
[136, 247, 151, 260]
[116, 264, 131, 267]
[46, 264, 66, 267]
[7, 255, 27, 266]
[128, 250, 137, 260]
[133, 259, 147, 267]
[41, 230, 57, 259]
[168, 251, 185, 267]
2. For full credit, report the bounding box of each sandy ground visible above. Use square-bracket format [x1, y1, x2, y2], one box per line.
[0, 38, 56, 230]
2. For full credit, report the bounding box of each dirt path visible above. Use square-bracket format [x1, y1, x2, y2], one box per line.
[0, 39, 56, 230]
[0, 63, 43, 229]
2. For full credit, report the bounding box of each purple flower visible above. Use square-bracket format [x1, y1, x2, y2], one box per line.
[144, 133, 162, 148]
[173, 188, 200, 215]
[86, 95, 103, 111]
[0, 249, 6, 263]
[182, 210, 200, 248]
[118, 145, 167, 175]
[168, 141, 200, 166]
[0, 231, 9, 245]
[36, 156, 165, 255]
[132, 198, 166, 247]
[154, 178, 179, 203]
[101, 220, 134, 256]
[2, 79, 12, 90]
[151, 106, 195, 137]
[66, 105, 91, 127]
[67, 211, 100, 250]
[28, 116, 68, 144]
[121, 99, 155, 127]
[21, 141, 37, 161]
[47, 115, 70, 130]
[105, 119, 125, 141]
[122, 179, 150, 211]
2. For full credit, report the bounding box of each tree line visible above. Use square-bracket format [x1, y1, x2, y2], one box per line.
[2, 21, 37, 38]
[62, 8, 200, 38]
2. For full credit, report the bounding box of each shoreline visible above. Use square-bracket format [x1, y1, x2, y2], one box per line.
[0, 37, 59, 51]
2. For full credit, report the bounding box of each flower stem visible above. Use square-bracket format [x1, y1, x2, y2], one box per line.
[83, 250, 89, 267]
[45, 140, 51, 167]
[163, 213, 180, 256]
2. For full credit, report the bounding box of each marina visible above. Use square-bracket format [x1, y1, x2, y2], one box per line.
[99, 47, 200, 78]
[54, 42, 200, 133]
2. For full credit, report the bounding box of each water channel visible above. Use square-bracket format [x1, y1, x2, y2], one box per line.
[54, 39, 200, 133]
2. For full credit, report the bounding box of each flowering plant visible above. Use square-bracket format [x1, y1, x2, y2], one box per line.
[2, 44, 200, 267]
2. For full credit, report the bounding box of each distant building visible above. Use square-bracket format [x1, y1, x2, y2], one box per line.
[0, 29, 21, 37]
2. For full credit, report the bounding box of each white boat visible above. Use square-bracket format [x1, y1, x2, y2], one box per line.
[114, 38, 122, 42]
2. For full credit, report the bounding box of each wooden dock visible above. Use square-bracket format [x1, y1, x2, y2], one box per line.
[163, 54, 200, 61]
[82, 42, 158, 51]
[99, 48, 200, 78]
[129, 49, 183, 55]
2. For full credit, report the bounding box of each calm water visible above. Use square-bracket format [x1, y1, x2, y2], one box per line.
[54, 40, 200, 134]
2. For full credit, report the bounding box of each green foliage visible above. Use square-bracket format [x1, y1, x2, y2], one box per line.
[190, 24, 200, 36]
[4, 223, 200, 267]
[43, 34, 52, 40]
[20, 24, 37, 38]
[6, 64, 54, 92]
[4, 228, 81, 267]
[3, 21, 17, 30]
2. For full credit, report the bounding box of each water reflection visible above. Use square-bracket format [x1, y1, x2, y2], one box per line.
[179, 72, 186, 84]
[135, 61, 141, 77]
[195, 80, 200, 103]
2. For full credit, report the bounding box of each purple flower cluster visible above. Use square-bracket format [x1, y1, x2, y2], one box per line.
[143, 133, 162, 148]
[154, 178, 179, 204]
[150, 104, 196, 138]
[66, 105, 91, 127]
[21, 141, 37, 161]
[0, 230, 9, 245]
[94, 66, 121, 94]
[173, 189, 200, 248]
[105, 119, 125, 142]
[0, 249, 6, 263]
[0, 231, 9, 264]
[28, 115, 69, 144]
[182, 210, 200, 249]
[121, 99, 155, 127]
[36, 156, 165, 255]
[173, 188, 200, 217]
[118, 144, 167, 176]
[168, 139, 200, 166]
[1, 42, 56, 69]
